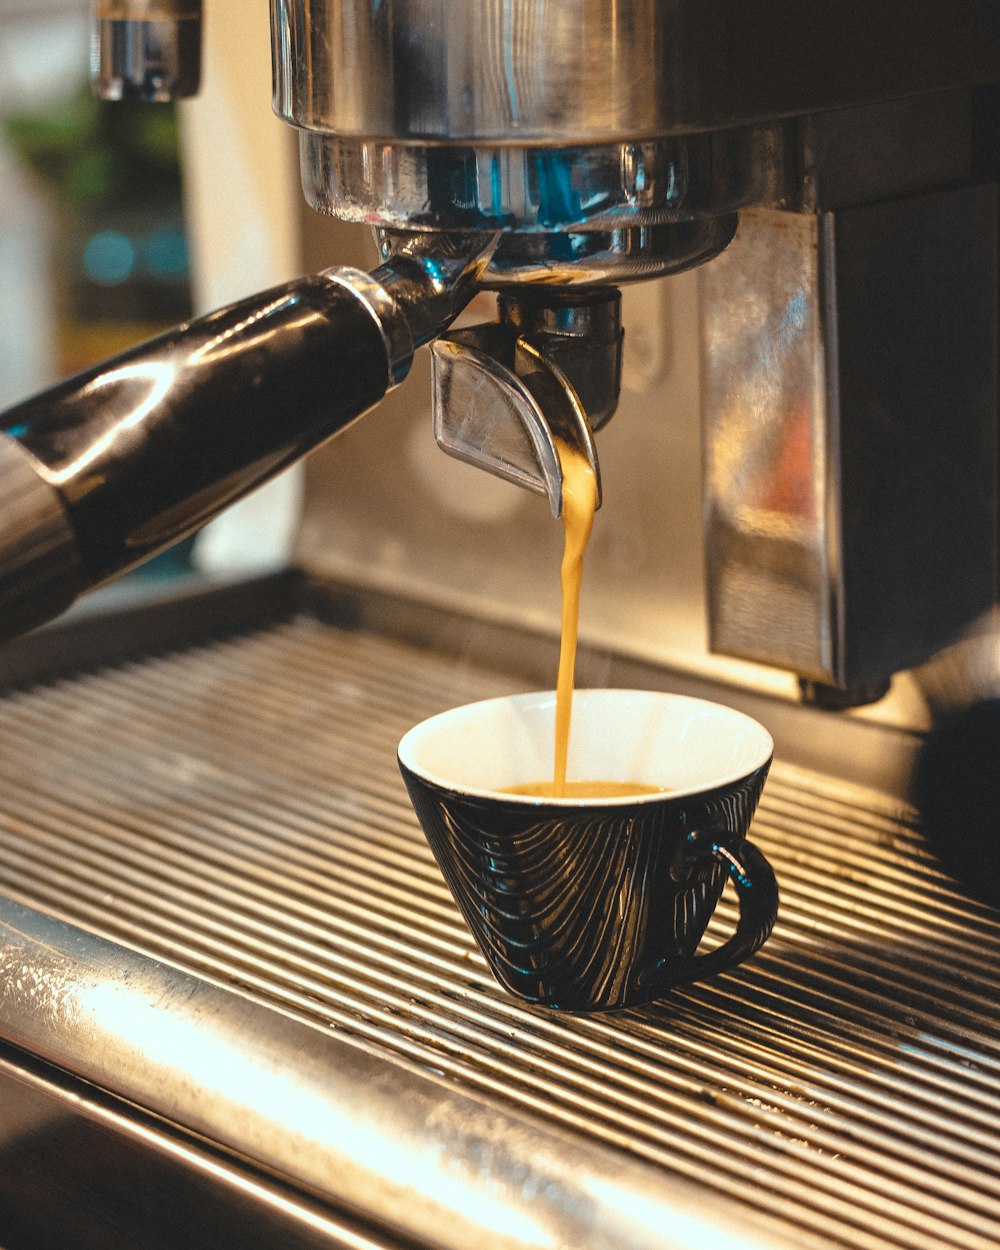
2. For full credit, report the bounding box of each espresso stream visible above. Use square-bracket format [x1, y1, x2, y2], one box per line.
[503, 438, 668, 801]
[552, 436, 597, 796]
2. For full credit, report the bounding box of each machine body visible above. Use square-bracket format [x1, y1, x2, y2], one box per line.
[2, 6, 1000, 1248]
[2, 0, 999, 695]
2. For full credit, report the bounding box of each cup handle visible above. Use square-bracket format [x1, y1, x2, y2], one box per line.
[668, 837, 779, 984]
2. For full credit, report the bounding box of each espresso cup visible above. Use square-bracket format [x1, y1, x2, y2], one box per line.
[398, 689, 778, 1011]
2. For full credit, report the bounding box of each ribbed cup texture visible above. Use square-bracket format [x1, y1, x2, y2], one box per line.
[401, 767, 771, 1010]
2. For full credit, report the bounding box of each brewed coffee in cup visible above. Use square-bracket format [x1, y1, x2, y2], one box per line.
[398, 688, 778, 1011]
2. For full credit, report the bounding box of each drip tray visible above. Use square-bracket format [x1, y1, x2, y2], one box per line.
[0, 577, 998, 1250]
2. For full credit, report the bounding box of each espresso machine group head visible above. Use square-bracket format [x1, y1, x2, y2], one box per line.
[3, 0, 1000, 699]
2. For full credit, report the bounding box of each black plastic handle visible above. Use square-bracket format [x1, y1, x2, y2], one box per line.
[0, 274, 394, 641]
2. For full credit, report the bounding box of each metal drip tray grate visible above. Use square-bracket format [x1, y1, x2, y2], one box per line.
[1, 607, 999, 1249]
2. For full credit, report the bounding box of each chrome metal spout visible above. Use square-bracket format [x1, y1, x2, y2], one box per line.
[429, 290, 615, 517]
[91, 0, 202, 102]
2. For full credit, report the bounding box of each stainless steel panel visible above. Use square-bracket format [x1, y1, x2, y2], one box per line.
[701, 195, 997, 690]
[3, 899, 770, 1250]
[0, 1050, 400, 1249]
[273, 0, 677, 143]
[0, 610, 998, 1248]
[270, 0, 1000, 142]
[701, 209, 831, 680]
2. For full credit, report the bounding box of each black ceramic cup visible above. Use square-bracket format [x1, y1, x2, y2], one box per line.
[398, 689, 778, 1011]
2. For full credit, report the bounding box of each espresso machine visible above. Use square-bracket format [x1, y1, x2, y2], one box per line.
[1, 3, 1000, 1248]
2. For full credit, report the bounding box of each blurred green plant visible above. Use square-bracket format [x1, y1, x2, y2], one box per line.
[4, 89, 182, 210]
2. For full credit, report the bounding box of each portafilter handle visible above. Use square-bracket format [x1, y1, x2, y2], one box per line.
[0, 235, 494, 645]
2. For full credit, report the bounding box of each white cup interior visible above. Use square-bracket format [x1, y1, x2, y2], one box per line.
[398, 689, 773, 803]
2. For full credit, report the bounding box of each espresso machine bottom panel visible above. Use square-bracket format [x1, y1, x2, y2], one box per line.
[0, 578, 997, 1250]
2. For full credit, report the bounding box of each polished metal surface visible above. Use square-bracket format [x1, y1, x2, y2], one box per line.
[498, 289, 622, 430]
[302, 129, 785, 234]
[1, 901, 772, 1250]
[0, 1050, 403, 1248]
[364, 230, 497, 360]
[91, 1, 202, 102]
[377, 218, 740, 289]
[431, 330, 591, 517]
[701, 197, 997, 691]
[0, 609, 999, 1248]
[322, 231, 496, 387]
[273, 0, 681, 143]
[271, 0, 1000, 143]
[274, 0, 1000, 270]
[279, 0, 796, 280]
[430, 293, 612, 516]
[701, 209, 833, 681]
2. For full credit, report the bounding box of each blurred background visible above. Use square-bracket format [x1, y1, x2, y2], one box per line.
[0, 0, 319, 577]
[0, 0, 190, 402]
